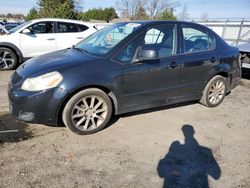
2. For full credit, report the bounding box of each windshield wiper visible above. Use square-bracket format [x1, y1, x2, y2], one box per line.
[72, 45, 89, 54]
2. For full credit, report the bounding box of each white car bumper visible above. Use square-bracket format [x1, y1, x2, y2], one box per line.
[242, 62, 250, 69]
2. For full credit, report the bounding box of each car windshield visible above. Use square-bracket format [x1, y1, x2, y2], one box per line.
[75, 22, 141, 56]
[9, 21, 32, 33]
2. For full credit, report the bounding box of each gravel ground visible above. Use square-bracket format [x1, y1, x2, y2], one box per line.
[0, 70, 250, 188]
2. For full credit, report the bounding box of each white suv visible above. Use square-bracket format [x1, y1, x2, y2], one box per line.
[0, 18, 97, 70]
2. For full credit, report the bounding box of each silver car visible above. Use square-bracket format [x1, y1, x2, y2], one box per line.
[238, 40, 250, 70]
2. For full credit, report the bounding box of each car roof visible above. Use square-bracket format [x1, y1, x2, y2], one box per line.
[117, 20, 196, 24]
[29, 18, 94, 26]
[115, 20, 208, 29]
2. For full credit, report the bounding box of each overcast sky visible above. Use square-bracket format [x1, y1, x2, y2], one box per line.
[0, 0, 249, 20]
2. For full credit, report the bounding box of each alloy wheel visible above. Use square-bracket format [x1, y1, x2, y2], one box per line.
[0, 49, 16, 69]
[71, 95, 108, 131]
[208, 80, 226, 105]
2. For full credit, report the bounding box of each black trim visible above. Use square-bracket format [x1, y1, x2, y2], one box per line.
[0, 42, 23, 63]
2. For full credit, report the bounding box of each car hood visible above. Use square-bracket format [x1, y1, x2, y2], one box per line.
[16, 48, 111, 78]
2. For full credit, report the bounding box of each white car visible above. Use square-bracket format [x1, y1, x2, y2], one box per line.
[0, 18, 97, 70]
[238, 41, 250, 70]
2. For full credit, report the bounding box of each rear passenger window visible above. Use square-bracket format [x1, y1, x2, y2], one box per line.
[77, 24, 89, 32]
[182, 25, 215, 53]
[57, 22, 78, 33]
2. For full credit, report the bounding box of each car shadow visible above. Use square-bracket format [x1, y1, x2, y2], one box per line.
[56, 102, 197, 130]
[157, 125, 221, 188]
[0, 113, 33, 143]
[120, 101, 197, 118]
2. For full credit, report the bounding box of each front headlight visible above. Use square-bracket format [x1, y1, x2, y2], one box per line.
[21, 71, 63, 91]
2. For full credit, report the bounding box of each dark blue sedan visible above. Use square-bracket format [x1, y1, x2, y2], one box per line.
[8, 21, 241, 134]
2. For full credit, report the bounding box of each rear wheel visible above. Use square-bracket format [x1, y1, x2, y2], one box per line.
[200, 75, 227, 107]
[0, 47, 18, 70]
[62, 88, 112, 135]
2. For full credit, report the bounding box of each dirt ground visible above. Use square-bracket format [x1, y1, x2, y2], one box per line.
[0, 70, 250, 188]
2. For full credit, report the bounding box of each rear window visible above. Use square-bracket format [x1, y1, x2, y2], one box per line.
[57, 22, 78, 33]
[77, 24, 89, 32]
[182, 25, 216, 53]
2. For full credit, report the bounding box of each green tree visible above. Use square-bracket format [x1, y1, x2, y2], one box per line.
[103, 8, 118, 22]
[135, 5, 148, 20]
[158, 8, 176, 20]
[25, 7, 39, 21]
[79, 7, 118, 22]
[38, 0, 77, 19]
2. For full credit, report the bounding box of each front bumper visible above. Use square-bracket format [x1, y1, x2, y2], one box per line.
[8, 86, 69, 125]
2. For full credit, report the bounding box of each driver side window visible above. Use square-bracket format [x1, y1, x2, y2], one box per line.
[114, 37, 141, 63]
[28, 22, 54, 34]
[141, 24, 177, 59]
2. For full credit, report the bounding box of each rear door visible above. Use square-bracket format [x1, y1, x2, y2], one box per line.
[55, 22, 94, 50]
[178, 24, 218, 98]
[20, 21, 56, 57]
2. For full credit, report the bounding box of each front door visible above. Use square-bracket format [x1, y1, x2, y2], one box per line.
[20, 21, 56, 58]
[114, 24, 182, 112]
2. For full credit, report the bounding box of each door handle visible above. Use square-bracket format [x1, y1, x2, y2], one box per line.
[76, 37, 84, 39]
[168, 61, 178, 69]
[210, 57, 217, 63]
[47, 38, 55, 41]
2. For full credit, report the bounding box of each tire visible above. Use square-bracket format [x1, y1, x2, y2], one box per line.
[62, 88, 113, 135]
[0, 47, 18, 70]
[200, 75, 227, 107]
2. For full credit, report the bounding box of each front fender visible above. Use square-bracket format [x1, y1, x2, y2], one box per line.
[0, 42, 23, 63]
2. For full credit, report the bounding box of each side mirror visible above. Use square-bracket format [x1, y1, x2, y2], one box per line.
[22, 28, 31, 34]
[140, 49, 159, 61]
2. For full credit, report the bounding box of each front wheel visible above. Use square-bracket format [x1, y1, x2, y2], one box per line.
[0, 47, 18, 70]
[200, 75, 227, 107]
[62, 88, 113, 135]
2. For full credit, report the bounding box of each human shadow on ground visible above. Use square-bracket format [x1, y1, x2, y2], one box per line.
[0, 113, 33, 143]
[157, 125, 221, 188]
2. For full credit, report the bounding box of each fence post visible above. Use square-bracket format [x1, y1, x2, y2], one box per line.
[222, 20, 228, 39]
[236, 19, 244, 45]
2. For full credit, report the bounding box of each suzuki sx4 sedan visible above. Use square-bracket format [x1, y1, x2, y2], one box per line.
[8, 21, 241, 135]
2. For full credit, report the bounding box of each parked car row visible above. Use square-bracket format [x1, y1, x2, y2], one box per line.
[8, 21, 241, 134]
[0, 22, 21, 34]
[0, 18, 98, 70]
[0, 24, 9, 35]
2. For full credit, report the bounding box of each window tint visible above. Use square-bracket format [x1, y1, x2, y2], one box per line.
[144, 28, 164, 44]
[57, 22, 78, 33]
[76, 22, 141, 55]
[77, 24, 89, 32]
[141, 24, 176, 58]
[28, 22, 53, 34]
[182, 25, 216, 53]
[114, 37, 141, 63]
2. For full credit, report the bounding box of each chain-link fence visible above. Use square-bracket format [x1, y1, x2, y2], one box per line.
[198, 20, 250, 46]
